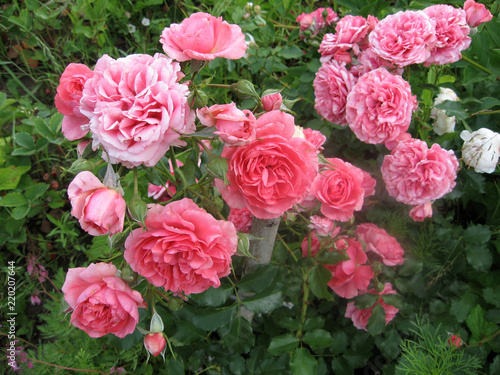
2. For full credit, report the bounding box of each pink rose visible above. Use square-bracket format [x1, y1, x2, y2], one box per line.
[228, 207, 254, 233]
[356, 223, 404, 266]
[296, 8, 338, 35]
[464, 0, 493, 28]
[54, 63, 93, 140]
[81, 53, 195, 168]
[261, 93, 283, 112]
[312, 158, 376, 222]
[381, 139, 459, 205]
[67, 171, 126, 236]
[309, 215, 335, 236]
[124, 199, 238, 295]
[326, 238, 374, 299]
[144, 333, 166, 357]
[423, 5, 471, 66]
[255, 110, 296, 139]
[197, 103, 256, 146]
[369, 10, 437, 67]
[303, 128, 327, 152]
[409, 202, 433, 222]
[349, 48, 403, 78]
[62, 263, 145, 338]
[313, 60, 356, 126]
[345, 283, 399, 330]
[346, 68, 417, 145]
[215, 136, 318, 219]
[160, 12, 247, 62]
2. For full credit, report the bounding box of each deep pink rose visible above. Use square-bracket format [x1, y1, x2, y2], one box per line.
[255, 110, 296, 139]
[160, 12, 247, 61]
[228, 207, 254, 233]
[326, 238, 374, 299]
[144, 333, 167, 357]
[261, 93, 283, 112]
[197, 103, 256, 146]
[303, 128, 327, 152]
[313, 60, 356, 126]
[464, 0, 493, 28]
[296, 8, 338, 35]
[55, 63, 93, 140]
[369, 10, 437, 67]
[312, 158, 376, 222]
[356, 223, 404, 266]
[80, 53, 195, 168]
[345, 283, 399, 330]
[423, 5, 471, 66]
[346, 68, 417, 145]
[124, 199, 237, 295]
[409, 202, 433, 222]
[67, 171, 126, 236]
[381, 139, 459, 205]
[216, 136, 318, 219]
[62, 263, 145, 338]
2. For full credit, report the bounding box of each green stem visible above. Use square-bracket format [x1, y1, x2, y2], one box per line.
[297, 268, 310, 340]
[205, 83, 232, 89]
[461, 55, 493, 75]
[133, 168, 139, 195]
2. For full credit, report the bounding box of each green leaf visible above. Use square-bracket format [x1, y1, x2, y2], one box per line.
[484, 287, 500, 308]
[242, 288, 283, 313]
[164, 358, 184, 375]
[0, 192, 28, 207]
[289, 348, 317, 375]
[302, 329, 335, 349]
[268, 334, 300, 355]
[316, 250, 348, 265]
[25, 183, 49, 201]
[354, 293, 378, 309]
[277, 46, 304, 59]
[220, 317, 254, 354]
[366, 304, 386, 336]
[11, 205, 30, 220]
[466, 304, 498, 342]
[14, 132, 35, 149]
[434, 100, 468, 121]
[191, 304, 238, 331]
[308, 265, 334, 301]
[381, 294, 402, 309]
[331, 358, 354, 375]
[190, 284, 233, 307]
[463, 224, 491, 244]
[0, 165, 30, 190]
[330, 330, 349, 354]
[465, 245, 492, 272]
[238, 264, 278, 293]
[398, 255, 423, 276]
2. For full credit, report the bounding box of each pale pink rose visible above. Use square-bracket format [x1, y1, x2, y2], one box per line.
[356, 223, 404, 266]
[381, 139, 459, 205]
[346, 68, 417, 145]
[369, 10, 437, 67]
[255, 110, 296, 139]
[197, 103, 256, 146]
[309, 215, 335, 236]
[54, 63, 93, 140]
[62, 263, 145, 338]
[409, 202, 433, 222]
[349, 48, 403, 78]
[319, 15, 371, 63]
[215, 136, 318, 219]
[326, 238, 374, 299]
[464, 0, 493, 28]
[423, 5, 471, 66]
[296, 8, 338, 35]
[160, 12, 247, 61]
[313, 60, 356, 126]
[80, 53, 195, 168]
[345, 283, 399, 330]
[303, 128, 327, 152]
[312, 158, 376, 222]
[261, 93, 283, 112]
[124, 199, 238, 295]
[67, 171, 126, 236]
[144, 333, 166, 357]
[228, 207, 254, 233]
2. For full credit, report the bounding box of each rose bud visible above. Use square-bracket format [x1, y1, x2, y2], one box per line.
[144, 332, 167, 358]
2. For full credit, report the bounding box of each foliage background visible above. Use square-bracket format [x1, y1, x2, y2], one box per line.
[1, 0, 500, 374]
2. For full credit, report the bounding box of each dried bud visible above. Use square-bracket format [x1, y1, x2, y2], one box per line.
[230, 80, 259, 101]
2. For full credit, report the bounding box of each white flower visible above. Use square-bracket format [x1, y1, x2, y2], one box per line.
[127, 24, 136, 33]
[141, 17, 150, 26]
[431, 88, 459, 135]
[460, 128, 500, 173]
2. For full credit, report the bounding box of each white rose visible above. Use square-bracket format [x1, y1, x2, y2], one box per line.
[460, 128, 500, 173]
[431, 88, 459, 135]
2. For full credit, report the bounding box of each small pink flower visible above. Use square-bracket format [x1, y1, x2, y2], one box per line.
[62, 263, 145, 338]
[313, 60, 356, 126]
[228, 207, 254, 233]
[30, 294, 41, 305]
[346, 68, 417, 145]
[312, 158, 376, 222]
[303, 128, 327, 152]
[67, 171, 126, 236]
[448, 334, 464, 347]
[144, 333, 167, 357]
[160, 12, 247, 61]
[381, 139, 458, 206]
[197, 103, 256, 146]
[409, 202, 433, 222]
[124, 199, 238, 295]
[345, 283, 399, 330]
[423, 5, 471, 66]
[296, 8, 338, 35]
[326, 238, 374, 299]
[356, 223, 404, 266]
[54, 63, 94, 140]
[369, 10, 437, 67]
[464, 0, 493, 28]
[309, 215, 335, 236]
[261, 93, 283, 112]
